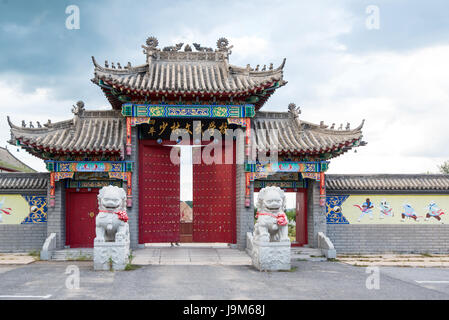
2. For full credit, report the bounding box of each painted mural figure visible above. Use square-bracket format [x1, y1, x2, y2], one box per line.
[425, 201, 445, 223]
[379, 199, 394, 219]
[0, 198, 12, 223]
[354, 198, 374, 222]
[401, 203, 420, 222]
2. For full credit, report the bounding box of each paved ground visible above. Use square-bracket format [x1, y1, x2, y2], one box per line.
[0, 253, 36, 265]
[1, 258, 449, 300]
[337, 254, 449, 267]
[132, 244, 252, 265]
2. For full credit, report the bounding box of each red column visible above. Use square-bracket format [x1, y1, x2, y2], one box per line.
[319, 171, 326, 207]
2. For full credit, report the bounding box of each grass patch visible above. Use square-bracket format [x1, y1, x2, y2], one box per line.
[67, 251, 92, 261]
[28, 250, 40, 260]
[124, 264, 142, 271]
[279, 266, 298, 272]
[421, 253, 434, 258]
[28, 250, 40, 257]
[327, 258, 340, 262]
[352, 263, 369, 267]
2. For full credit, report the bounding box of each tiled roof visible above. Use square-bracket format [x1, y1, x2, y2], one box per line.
[0, 172, 48, 190]
[0, 147, 36, 172]
[253, 108, 365, 157]
[7, 107, 125, 159]
[93, 58, 285, 95]
[91, 37, 286, 109]
[326, 174, 449, 191]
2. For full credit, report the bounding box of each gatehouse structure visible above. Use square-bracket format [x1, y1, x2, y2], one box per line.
[5, 37, 367, 252]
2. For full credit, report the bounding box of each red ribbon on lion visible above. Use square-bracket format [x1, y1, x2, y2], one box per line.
[256, 212, 288, 226]
[99, 210, 129, 222]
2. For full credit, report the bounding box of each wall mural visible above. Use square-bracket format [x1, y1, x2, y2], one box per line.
[0, 195, 47, 225]
[326, 194, 448, 224]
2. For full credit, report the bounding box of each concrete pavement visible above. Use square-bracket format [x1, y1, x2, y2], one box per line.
[1, 259, 449, 299]
[132, 244, 252, 265]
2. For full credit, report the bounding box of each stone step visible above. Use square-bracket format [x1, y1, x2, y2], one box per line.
[51, 249, 93, 261]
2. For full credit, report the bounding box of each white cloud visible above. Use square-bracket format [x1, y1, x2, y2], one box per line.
[0, 78, 102, 172]
[303, 45, 449, 173]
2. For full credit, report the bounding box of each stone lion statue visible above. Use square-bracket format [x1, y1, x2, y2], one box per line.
[94, 186, 130, 243]
[254, 186, 289, 242]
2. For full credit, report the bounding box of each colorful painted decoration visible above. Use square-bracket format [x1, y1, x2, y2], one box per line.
[66, 180, 123, 189]
[126, 117, 132, 155]
[227, 118, 248, 127]
[0, 195, 47, 224]
[319, 171, 325, 207]
[326, 194, 449, 225]
[121, 103, 255, 118]
[46, 161, 133, 173]
[425, 201, 445, 222]
[54, 172, 74, 181]
[301, 172, 320, 180]
[379, 199, 394, 219]
[354, 198, 375, 222]
[0, 198, 12, 223]
[21, 196, 47, 224]
[325, 195, 350, 224]
[129, 117, 152, 126]
[245, 161, 328, 174]
[254, 180, 307, 189]
[108, 172, 128, 181]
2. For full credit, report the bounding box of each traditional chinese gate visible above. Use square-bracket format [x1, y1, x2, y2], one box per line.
[139, 140, 180, 243]
[192, 143, 236, 243]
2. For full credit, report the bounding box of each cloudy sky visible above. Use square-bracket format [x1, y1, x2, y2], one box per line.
[1, 0, 448, 186]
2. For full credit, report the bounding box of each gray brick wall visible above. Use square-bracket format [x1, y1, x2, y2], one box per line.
[235, 163, 254, 250]
[307, 179, 326, 247]
[46, 181, 65, 249]
[0, 224, 47, 252]
[128, 126, 140, 249]
[327, 224, 449, 254]
[0, 189, 48, 252]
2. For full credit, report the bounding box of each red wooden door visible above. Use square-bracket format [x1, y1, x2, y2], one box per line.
[192, 143, 236, 243]
[295, 189, 308, 245]
[139, 141, 180, 243]
[66, 189, 99, 248]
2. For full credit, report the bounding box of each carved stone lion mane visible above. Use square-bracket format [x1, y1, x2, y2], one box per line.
[94, 186, 130, 243]
[254, 186, 289, 242]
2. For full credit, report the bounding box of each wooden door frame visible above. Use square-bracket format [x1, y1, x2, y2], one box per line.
[292, 188, 308, 247]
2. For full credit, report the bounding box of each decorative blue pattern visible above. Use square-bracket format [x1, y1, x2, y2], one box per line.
[21, 196, 47, 224]
[326, 195, 350, 224]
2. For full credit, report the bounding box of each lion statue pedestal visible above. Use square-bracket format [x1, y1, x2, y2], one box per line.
[247, 186, 291, 271]
[93, 186, 130, 271]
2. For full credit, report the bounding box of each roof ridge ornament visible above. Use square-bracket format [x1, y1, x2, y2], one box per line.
[216, 37, 231, 51]
[72, 101, 85, 117]
[163, 42, 183, 52]
[193, 43, 213, 52]
[288, 103, 301, 118]
[145, 36, 159, 49]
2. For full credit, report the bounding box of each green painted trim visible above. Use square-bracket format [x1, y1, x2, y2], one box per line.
[121, 103, 255, 118]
